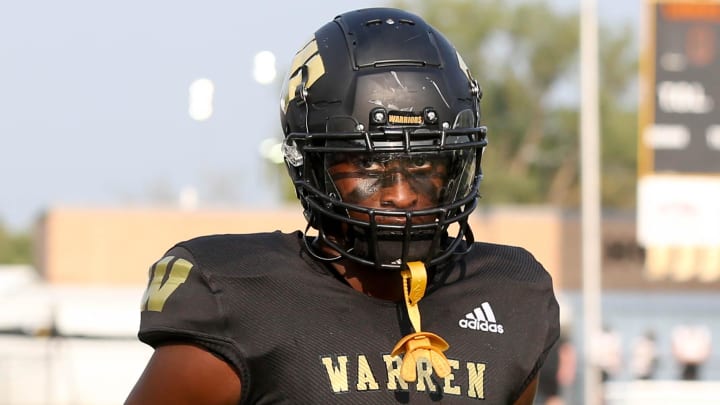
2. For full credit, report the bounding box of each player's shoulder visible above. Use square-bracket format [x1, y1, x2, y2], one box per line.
[167, 231, 304, 275]
[462, 241, 551, 283]
[470, 240, 536, 260]
[178, 231, 301, 252]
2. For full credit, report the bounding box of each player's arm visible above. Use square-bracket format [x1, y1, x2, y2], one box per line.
[125, 343, 241, 405]
[512, 376, 538, 405]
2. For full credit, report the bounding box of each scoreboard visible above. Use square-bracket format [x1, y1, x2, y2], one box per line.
[638, 0, 720, 282]
[640, 0, 720, 175]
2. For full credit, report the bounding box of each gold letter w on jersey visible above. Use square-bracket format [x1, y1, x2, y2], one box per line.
[141, 256, 193, 312]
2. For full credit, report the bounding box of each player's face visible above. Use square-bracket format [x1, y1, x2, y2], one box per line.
[327, 153, 449, 225]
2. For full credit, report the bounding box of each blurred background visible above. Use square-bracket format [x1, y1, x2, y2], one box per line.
[1, 0, 719, 404]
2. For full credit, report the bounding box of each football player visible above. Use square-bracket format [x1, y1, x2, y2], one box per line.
[126, 7, 559, 405]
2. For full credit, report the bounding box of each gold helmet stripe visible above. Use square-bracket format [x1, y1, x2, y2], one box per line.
[456, 50, 472, 82]
[284, 37, 326, 109]
[290, 38, 319, 74]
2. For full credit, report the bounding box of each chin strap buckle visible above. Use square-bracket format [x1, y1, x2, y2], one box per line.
[391, 261, 451, 382]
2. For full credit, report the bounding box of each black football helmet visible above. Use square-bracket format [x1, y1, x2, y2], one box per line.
[280, 8, 487, 271]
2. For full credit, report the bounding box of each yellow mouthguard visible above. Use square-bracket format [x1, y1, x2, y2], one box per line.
[391, 261, 451, 382]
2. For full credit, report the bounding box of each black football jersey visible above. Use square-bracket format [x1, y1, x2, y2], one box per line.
[138, 231, 559, 404]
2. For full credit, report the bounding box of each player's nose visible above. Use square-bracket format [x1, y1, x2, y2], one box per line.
[380, 172, 418, 210]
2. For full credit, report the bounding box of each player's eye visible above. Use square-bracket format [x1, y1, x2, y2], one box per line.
[411, 157, 429, 168]
[359, 157, 382, 170]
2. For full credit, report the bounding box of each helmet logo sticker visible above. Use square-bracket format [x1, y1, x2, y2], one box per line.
[388, 113, 423, 125]
[284, 37, 325, 110]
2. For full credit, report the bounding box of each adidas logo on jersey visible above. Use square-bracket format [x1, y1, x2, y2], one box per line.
[459, 302, 504, 334]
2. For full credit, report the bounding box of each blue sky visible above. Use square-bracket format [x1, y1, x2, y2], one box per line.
[0, 0, 639, 231]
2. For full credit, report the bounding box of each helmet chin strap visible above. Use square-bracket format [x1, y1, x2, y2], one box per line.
[350, 225, 439, 268]
[352, 238, 434, 267]
[391, 261, 451, 382]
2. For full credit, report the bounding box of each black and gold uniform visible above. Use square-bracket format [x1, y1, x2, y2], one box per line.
[139, 231, 559, 404]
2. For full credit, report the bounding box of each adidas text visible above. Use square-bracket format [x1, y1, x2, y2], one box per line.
[458, 319, 504, 334]
[459, 303, 505, 334]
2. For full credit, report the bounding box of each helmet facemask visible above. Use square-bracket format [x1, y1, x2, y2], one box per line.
[285, 109, 486, 270]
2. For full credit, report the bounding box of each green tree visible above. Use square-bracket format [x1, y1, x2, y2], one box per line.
[394, 0, 638, 208]
[0, 220, 33, 264]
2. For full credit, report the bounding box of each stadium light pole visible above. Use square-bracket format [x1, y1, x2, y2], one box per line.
[580, 0, 603, 404]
